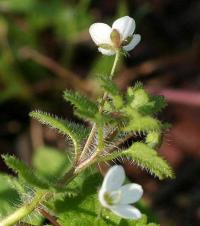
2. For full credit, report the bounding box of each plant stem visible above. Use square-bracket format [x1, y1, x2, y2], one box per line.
[0, 191, 45, 226]
[110, 50, 120, 79]
[79, 124, 96, 161]
[78, 50, 120, 161]
[75, 50, 121, 172]
[39, 208, 61, 226]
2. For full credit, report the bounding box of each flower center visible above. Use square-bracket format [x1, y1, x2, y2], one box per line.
[104, 191, 122, 205]
[110, 29, 121, 48]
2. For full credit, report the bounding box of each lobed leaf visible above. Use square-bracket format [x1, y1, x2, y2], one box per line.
[30, 110, 88, 151]
[100, 142, 174, 180]
[123, 108, 162, 133]
[2, 155, 50, 189]
[99, 75, 120, 96]
[124, 142, 174, 179]
[63, 90, 98, 117]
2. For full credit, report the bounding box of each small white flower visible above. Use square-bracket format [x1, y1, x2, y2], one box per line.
[99, 165, 143, 219]
[89, 16, 141, 55]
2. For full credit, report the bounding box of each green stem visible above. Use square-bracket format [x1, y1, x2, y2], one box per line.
[75, 50, 121, 172]
[79, 124, 96, 161]
[0, 191, 45, 226]
[78, 50, 120, 161]
[110, 49, 120, 79]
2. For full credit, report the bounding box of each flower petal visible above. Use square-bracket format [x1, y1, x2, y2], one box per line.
[110, 205, 142, 219]
[123, 34, 141, 51]
[89, 23, 112, 45]
[118, 183, 143, 204]
[98, 47, 115, 56]
[112, 16, 135, 40]
[101, 165, 125, 192]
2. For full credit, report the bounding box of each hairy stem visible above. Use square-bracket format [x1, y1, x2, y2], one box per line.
[78, 50, 120, 161]
[0, 191, 45, 226]
[79, 124, 96, 161]
[75, 50, 121, 172]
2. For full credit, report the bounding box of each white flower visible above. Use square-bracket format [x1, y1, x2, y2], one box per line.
[89, 16, 141, 55]
[98, 165, 143, 219]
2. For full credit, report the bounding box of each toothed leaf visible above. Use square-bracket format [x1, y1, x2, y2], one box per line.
[123, 108, 162, 133]
[63, 90, 98, 119]
[124, 142, 174, 179]
[100, 142, 174, 180]
[30, 110, 88, 151]
[99, 75, 120, 96]
[2, 155, 50, 189]
[145, 131, 162, 148]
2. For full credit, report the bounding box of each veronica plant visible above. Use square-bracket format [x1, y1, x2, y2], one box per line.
[0, 16, 174, 226]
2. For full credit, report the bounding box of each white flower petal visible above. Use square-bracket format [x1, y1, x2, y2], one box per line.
[118, 183, 143, 204]
[112, 16, 135, 40]
[98, 47, 115, 56]
[101, 165, 125, 192]
[89, 23, 112, 45]
[123, 34, 141, 51]
[110, 205, 142, 219]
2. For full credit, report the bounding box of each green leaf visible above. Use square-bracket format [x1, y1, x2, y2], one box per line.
[99, 75, 124, 110]
[0, 174, 20, 217]
[123, 108, 162, 133]
[150, 95, 167, 114]
[2, 155, 50, 189]
[50, 170, 101, 225]
[100, 143, 174, 180]
[145, 131, 162, 148]
[124, 142, 174, 179]
[99, 75, 120, 96]
[126, 83, 167, 116]
[63, 90, 98, 120]
[32, 146, 78, 194]
[30, 110, 88, 151]
[127, 87, 149, 109]
[32, 146, 71, 180]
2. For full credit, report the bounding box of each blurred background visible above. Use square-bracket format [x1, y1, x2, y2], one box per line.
[0, 0, 200, 226]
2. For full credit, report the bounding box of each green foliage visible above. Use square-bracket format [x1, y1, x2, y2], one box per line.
[30, 110, 88, 151]
[126, 84, 167, 116]
[0, 0, 175, 224]
[0, 174, 43, 225]
[50, 170, 158, 226]
[33, 146, 70, 178]
[32, 146, 78, 195]
[49, 170, 102, 226]
[145, 131, 161, 148]
[63, 90, 115, 125]
[2, 155, 50, 189]
[102, 142, 173, 180]
[99, 75, 120, 96]
[64, 90, 98, 120]
[123, 107, 162, 133]
[124, 142, 174, 179]
[148, 95, 167, 114]
[99, 75, 124, 110]
[0, 174, 20, 217]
